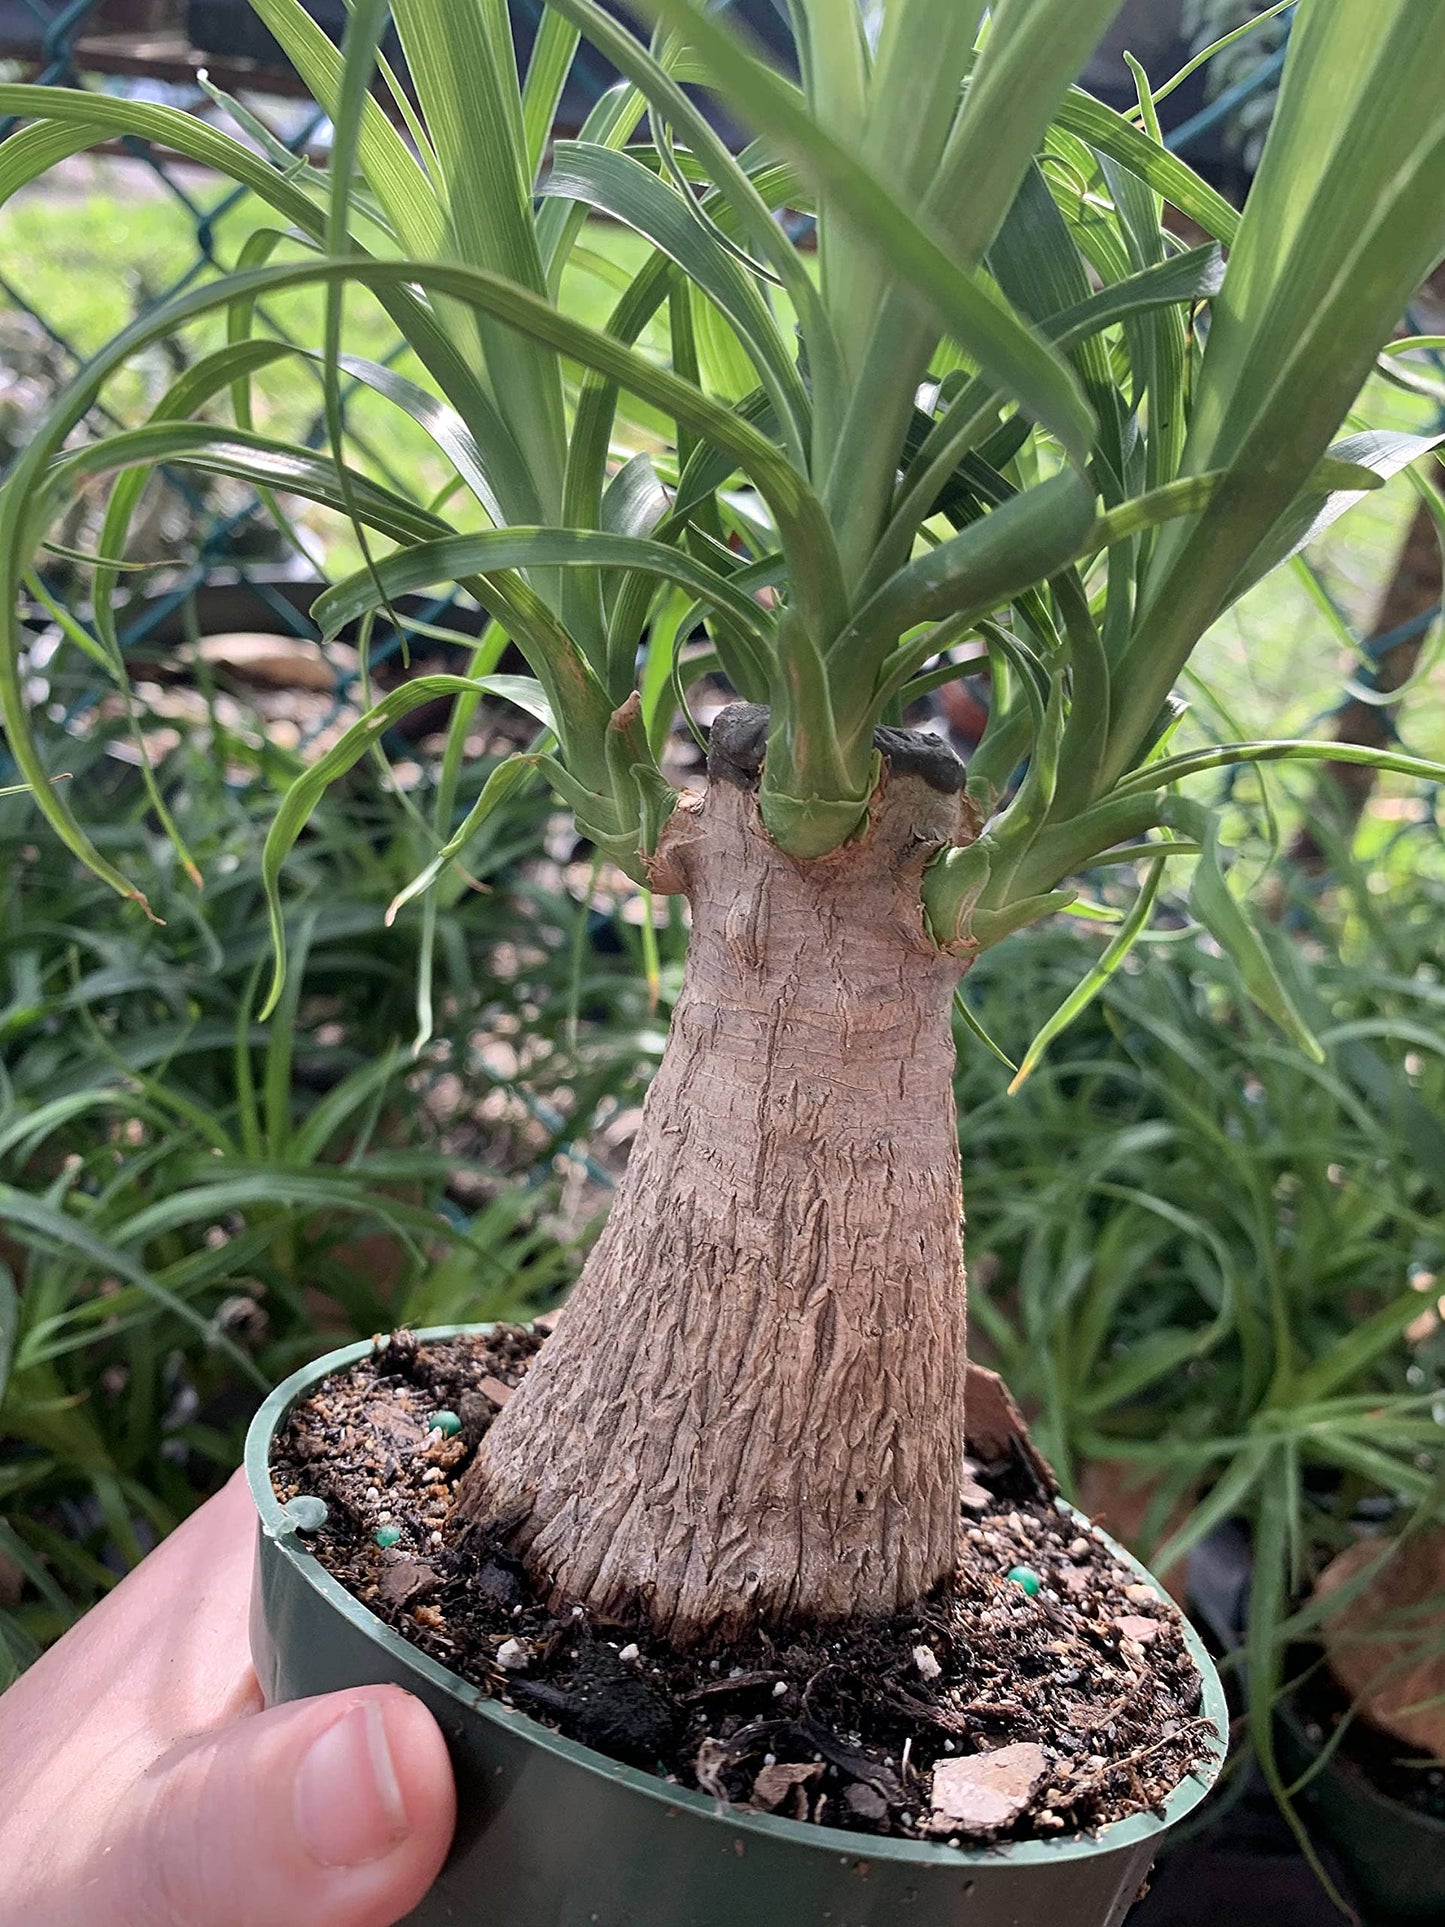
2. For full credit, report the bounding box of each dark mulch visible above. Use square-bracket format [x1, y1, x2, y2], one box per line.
[271, 1327, 1214, 1847]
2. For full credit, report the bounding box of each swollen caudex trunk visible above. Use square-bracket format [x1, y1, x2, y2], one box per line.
[458, 707, 980, 1643]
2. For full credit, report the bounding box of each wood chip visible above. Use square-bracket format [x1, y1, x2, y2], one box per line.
[843, 1782, 889, 1822]
[1116, 1615, 1160, 1648]
[694, 1736, 732, 1799]
[377, 1558, 438, 1608]
[477, 1375, 515, 1406]
[457, 1390, 495, 1444]
[678, 1670, 782, 1704]
[963, 1364, 1059, 1496]
[929, 1743, 1050, 1835]
[750, 1761, 824, 1814]
[374, 1406, 432, 1456]
[800, 1723, 901, 1800]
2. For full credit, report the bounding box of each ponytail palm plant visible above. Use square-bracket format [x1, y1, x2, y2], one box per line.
[5, 0, 1445, 1644]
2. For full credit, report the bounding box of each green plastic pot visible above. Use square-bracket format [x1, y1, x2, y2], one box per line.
[1275, 1685, 1445, 1924]
[246, 1327, 1228, 1927]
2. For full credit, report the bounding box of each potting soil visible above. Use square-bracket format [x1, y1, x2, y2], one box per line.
[271, 1327, 1212, 1846]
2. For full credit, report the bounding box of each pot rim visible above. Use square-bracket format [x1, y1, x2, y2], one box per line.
[246, 1323, 1228, 1870]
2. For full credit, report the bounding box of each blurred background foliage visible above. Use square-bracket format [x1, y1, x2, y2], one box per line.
[959, 821, 1445, 1588]
[0, 614, 690, 1673]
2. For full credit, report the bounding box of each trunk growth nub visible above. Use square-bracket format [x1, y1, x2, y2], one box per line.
[458, 711, 977, 1642]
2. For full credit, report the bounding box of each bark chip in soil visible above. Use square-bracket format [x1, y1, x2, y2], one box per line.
[271, 1327, 1214, 1846]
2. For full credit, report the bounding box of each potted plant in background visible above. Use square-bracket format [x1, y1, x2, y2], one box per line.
[1274, 1520, 1445, 1925]
[4, 0, 1445, 1919]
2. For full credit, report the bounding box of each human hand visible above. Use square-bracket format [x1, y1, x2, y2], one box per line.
[0, 1470, 455, 1926]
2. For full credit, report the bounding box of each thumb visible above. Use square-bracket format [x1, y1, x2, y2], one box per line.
[111, 1687, 455, 1927]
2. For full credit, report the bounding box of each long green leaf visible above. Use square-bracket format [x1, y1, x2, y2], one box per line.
[386, 748, 549, 928]
[1234, 429, 1445, 596]
[644, 0, 1096, 476]
[0, 1264, 15, 1410]
[322, 0, 394, 698]
[1164, 798, 1323, 1064]
[826, 0, 1122, 569]
[1292, 1292, 1441, 1406]
[1106, 1, 1445, 780]
[540, 140, 809, 458]
[1112, 738, 1445, 799]
[256, 675, 513, 1017]
[832, 0, 986, 395]
[0, 1519, 75, 1623]
[388, 0, 567, 514]
[1050, 245, 1226, 354]
[842, 471, 1098, 726]
[541, 0, 839, 416]
[246, 0, 445, 253]
[1053, 88, 1240, 244]
[1090, 456, 1383, 553]
[539, 79, 652, 289]
[1010, 851, 1168, 1092]
[43, 420, 452, 547]
[876, 237, 1224, 583]
[315, 527, 776, 654]
[522, 8, 581, 184]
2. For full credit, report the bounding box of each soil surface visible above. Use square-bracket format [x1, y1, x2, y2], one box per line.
[271, 1327, 1215, 1846]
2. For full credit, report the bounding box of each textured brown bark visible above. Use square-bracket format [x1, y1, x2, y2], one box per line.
[458, 739, 976, 1642]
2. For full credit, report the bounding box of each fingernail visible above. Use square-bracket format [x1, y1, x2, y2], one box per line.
[294, 1700, 411, 1868]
